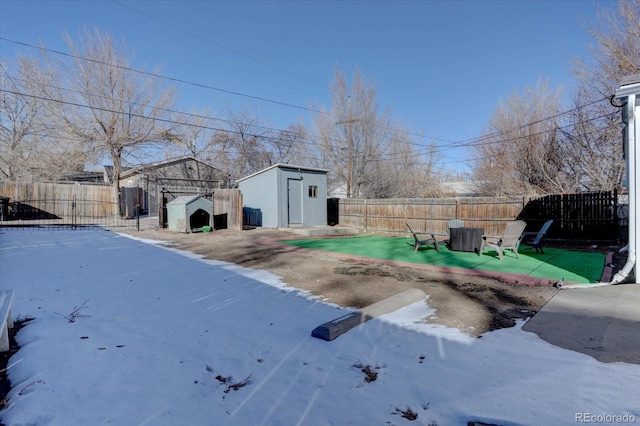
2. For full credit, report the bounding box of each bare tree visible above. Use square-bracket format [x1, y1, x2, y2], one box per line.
[0, 56, 86, 181]
[574, 0, 640, 101]
[272, 123, 310, 166]
[559, 92, 625, 191]
[314, 69, 412, 198]
[206, 108, 271, 182]
[566, 0, 640, 191]
[313, 68, 443, 198]
[59, 27, 175, 214]
[360, 127, 443, 198]
[204, 108, 309, 183]
[472, 79, 566, 196]
[167, 109, 218, 159]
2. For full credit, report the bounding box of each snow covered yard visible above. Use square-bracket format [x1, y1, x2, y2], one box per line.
[0, 229, 639, 425]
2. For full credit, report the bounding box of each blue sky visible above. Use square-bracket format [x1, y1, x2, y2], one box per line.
[0, 0, 607, 173]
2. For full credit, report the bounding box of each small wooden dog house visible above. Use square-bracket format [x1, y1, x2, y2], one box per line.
[166, 195, 213, 233]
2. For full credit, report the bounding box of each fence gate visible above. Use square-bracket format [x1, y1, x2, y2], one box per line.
[0, 182, 145, 230]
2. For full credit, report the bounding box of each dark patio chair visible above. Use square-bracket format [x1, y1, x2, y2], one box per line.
[406, 223, 441, 252]
[520, 219, 553, 254]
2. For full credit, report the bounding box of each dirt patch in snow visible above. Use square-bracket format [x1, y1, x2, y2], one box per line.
[120, 227, 562, 336]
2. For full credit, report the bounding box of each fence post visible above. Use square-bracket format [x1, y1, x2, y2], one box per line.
[72, 194, 77, 230]
[404, 200, 408, 228]
[159, 189, 167, 229]
[364, 199, 368, 232]
[613, 188, 619, 243]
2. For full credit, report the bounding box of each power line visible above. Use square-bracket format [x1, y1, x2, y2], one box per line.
[2, 36, 616, 160]
[2, 82, 620, 171]
[2, 36, 622, 172]
[0, 37, 327, 116]
[112, 0, 323, 89]
[0, 35, 567, 155]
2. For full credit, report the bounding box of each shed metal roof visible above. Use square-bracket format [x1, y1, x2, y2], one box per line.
[236, 163, 329, 183]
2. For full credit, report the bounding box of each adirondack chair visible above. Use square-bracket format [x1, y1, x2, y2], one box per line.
[406, 223, 441, 252]
[479, 220, 527, 260]
[520, 219, 553, 254]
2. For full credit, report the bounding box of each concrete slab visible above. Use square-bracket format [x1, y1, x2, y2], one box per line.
[522, 284, 640, 364]
[284, 225, 359, 237]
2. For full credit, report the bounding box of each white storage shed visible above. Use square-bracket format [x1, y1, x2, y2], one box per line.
[237, 164, 329, 228]
[166, 195, 213, 233]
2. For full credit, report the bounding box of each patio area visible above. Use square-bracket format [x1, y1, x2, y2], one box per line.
[278, 234, 608, 285]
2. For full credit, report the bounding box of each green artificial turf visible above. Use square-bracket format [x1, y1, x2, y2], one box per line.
[280, 235, 606, 284]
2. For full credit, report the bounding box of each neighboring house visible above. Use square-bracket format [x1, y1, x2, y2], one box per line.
[59, 171, 107, 184]
[329, 181, 480, 198]
[116, 156, 229, 216]
[328, 183, 347, 199]
[237, 164, 329, 228]
[102, 165, 133, 185]
[440, 180, 480, 197]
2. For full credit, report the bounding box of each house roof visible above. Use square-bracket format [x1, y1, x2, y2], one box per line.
[119, 156, 223, 179]
[60, 171, 105, 183]
[103, 165, 135, 184]
[236, 163, 329, 183]
[615, 73, 640, 98]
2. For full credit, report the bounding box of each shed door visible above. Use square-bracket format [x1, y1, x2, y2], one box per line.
[287, 178, 302, 225]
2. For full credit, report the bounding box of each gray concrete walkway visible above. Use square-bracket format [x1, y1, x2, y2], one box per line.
[523, 283, 640, 364]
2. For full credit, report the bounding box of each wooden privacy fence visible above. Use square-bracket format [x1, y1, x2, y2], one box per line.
[340, 197, 527, 236]
[0, 182, 114, 218]
[0, 182, 243, 231]
[212, 189, 243, 230]
[1, 182, 620, 241]
[339, 191, 621, 243]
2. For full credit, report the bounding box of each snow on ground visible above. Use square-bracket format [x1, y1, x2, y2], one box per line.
[0, 229, 638, 425]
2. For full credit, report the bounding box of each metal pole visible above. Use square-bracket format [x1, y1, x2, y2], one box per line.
[337, 96, 358, 198]
[72, 194, 77, 230]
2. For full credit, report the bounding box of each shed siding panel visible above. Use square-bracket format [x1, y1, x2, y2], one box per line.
[239, 165, 328, 228]
[238, 168, 279, 228]
[302, 171, 327, 226]
[277, 167, 327, 227]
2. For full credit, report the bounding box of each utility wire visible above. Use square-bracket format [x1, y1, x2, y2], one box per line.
[112, 0, 322, 88]
[2, 37, 621, 169]
[1, 83, 620, 170]
[0, 37, 326, 116]
[0, 37, 609, 160]
[3, 35, 611, 153]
